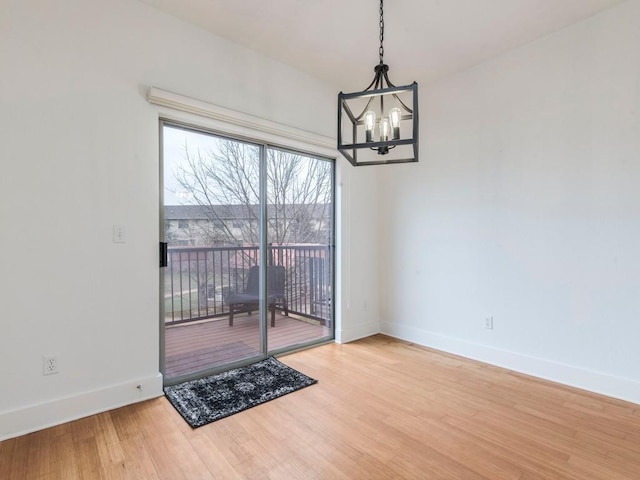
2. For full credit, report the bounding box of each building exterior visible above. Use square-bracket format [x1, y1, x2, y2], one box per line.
[164, 204, 331, 247]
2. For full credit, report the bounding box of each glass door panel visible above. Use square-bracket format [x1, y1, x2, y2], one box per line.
[161, 123, 265, 383]
[265, 147, 334, 353]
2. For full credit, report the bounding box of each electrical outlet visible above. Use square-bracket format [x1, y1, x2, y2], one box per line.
[43, 356, 59, 375]
[484, 316, 494, 330]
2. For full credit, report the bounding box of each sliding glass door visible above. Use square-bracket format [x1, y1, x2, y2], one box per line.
[160, 121, 334, 384]
[266, 147, 334, 354]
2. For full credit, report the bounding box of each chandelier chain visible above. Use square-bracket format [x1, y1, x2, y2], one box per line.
[379, 0, 384, 64]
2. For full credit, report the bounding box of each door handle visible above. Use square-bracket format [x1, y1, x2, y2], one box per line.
[159, 242, 168, 267]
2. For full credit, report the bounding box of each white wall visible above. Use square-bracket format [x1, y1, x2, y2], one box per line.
[381, 0, 640, 404]
[0, 0, 380, 440]
[336, 164, 382, 342]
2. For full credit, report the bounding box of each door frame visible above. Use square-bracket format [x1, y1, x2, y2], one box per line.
[159, 118, 336, 386]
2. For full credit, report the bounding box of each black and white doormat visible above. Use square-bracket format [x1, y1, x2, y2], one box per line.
[164, 357, 317, 427]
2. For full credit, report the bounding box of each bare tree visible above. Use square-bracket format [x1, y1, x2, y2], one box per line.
[165, 137, 333, 320]
[174, 139, 332, 247]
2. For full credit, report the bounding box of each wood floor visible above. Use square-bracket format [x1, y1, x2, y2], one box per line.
[2, 335, 640, 479]
[165, 314, 329, 378]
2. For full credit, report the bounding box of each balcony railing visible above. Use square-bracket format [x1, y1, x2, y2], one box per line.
[164, 244, 332, 326]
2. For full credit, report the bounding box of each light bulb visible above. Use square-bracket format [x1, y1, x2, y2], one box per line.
[363, 111, 376, 142]
[389, 107, 401, 140]
[380, 117, 390, 142]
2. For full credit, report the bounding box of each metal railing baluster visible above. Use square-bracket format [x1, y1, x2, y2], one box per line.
[164, 245, 330, 326]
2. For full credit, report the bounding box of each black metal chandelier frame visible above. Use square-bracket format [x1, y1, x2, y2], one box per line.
[337, 0, 419, 166]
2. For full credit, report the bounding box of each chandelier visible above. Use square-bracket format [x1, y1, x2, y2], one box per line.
[337, 0, 419, 166]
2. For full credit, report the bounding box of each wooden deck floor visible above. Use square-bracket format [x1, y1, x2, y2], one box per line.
[164, 314, 330, 378]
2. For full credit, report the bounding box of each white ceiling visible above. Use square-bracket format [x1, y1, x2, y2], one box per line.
[138, 0, 627, 90]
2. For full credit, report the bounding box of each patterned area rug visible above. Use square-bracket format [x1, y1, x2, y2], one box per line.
[164, 357, 317, 427]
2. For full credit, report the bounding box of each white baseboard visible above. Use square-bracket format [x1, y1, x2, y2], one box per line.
[381, 322, 640, 406]
[0, 373, 164, 442]
[338, 320, 380, 344]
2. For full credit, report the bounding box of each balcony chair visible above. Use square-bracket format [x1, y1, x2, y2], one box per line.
[227, 265, 289, 327]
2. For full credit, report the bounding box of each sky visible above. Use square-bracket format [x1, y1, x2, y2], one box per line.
[162, 125, 220, 206]
[162, 123, 332, 208]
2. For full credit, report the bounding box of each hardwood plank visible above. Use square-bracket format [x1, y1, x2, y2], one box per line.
[3, 335, 640, 479]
